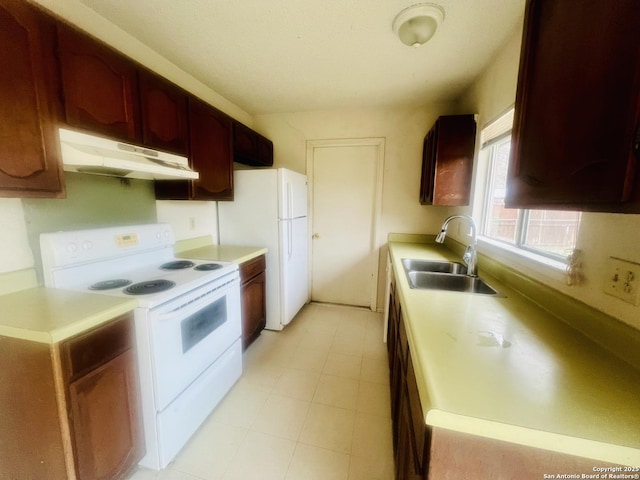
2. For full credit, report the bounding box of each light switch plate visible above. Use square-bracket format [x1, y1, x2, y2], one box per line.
[603, 257, 640, 306]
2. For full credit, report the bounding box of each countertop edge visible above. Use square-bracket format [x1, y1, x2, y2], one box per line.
[426, 410, 640, 467]
[177, 245, 268, 264]
[388, 240, 640, 466]
[0, 288, 138, 344]
[47, 301, 138, 343]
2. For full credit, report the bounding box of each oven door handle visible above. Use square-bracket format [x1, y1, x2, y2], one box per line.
[155, 279, 238, 320]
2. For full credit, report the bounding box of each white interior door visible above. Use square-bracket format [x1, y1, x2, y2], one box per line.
[307, 138, 384, 308]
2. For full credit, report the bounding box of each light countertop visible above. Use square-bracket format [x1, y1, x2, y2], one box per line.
[178, 244, 267, 264]
[388, 240, 640, 466]
[0, 287, 137, 344]
[0, 244, 266, 345]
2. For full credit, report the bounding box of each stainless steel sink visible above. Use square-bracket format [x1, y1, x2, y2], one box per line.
[401, 258, 466, 274]
[406, 271, 502, 295]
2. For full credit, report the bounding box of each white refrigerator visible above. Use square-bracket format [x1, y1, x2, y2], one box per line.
[218, 168, 309, 330]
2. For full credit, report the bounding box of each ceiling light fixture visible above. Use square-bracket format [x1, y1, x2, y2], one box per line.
[392, 3, 445, 48]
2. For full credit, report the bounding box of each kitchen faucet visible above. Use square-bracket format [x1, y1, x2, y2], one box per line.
[435, 214, 478, 276]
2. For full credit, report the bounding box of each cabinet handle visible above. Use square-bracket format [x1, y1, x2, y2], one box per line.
[633, 122, 640, 159]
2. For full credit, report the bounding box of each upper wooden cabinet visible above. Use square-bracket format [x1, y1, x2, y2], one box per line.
[257, 135, 274, 167]
[139, 69, 189, 154]
[233, 121, 274, 167]
[507, 0, 640, 212]
[58, 25, 191, 154]
[189, 98, 234, 200]
[419, 114, 477, 206]
[155, 97, 234, 201]
[0, 0, 65, 198]
[57, 23, 141, 142]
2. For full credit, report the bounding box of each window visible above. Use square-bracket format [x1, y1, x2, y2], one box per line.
[480, 110, 580, 261]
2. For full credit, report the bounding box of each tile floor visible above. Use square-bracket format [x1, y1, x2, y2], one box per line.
[128, 303, 394, 480]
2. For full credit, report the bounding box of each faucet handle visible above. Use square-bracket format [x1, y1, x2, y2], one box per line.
[463, 245, 472, 264]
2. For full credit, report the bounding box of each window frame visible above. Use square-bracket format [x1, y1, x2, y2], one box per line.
[478, 110, 580, 265]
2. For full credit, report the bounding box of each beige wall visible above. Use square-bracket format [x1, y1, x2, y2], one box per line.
[253, 104, 467, 309]
[458, 25, 640, 331]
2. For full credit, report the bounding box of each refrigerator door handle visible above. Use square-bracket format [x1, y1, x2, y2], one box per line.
[288, 221, 293, 259]
[287, 183, 293, 219]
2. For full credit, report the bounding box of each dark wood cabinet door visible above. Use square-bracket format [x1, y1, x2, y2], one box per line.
[233, 121, 258, 162]
[395, 389, 423, 480]
[233, 121, 274, 167]
[68, 348, 144, 480]
[189, 97, 233, 200]
[419, 115, 476, 206]
[139, 69, 188, 154]
[507, 0, 640, 211]
[419, 129, 437, 205]
[57, 24, 140, 142]
[406, 352, 429, 475]
[241, 270, 266, 349]
[257, 134, 274, 167]
[239, 255, 267, 350]
[0, 0, 64, 198]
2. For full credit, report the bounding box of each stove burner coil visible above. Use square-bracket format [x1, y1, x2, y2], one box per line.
[194, 263, 224, 271]
[89, 279, 132, 290]
[124, 279, 176, 295]
[160, 260, 195, 270]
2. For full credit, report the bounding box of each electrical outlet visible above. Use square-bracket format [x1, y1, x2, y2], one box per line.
[603, 257, 640, 306]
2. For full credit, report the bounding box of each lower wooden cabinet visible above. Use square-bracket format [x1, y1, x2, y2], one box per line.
[388, 269, 431, 479]
[387, 264, 623, 479]
[0, 313, 144, 480]
[239, 254, 267, 350]
[68, 349, 143, 479]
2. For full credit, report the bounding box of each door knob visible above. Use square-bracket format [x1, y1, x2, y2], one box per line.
[312, 233, 320, 239]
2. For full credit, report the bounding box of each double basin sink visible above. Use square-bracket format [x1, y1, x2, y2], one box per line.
[402, 259, 501, 296]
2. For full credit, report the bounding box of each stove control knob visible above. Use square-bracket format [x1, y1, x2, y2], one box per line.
[66, 242, 78, 254]
[82, 241, 93, 251]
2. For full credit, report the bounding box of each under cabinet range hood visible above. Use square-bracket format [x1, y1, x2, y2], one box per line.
[58, 128, 198, 180]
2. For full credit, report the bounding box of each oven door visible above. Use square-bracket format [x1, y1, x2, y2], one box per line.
[148, 275, 241, 411]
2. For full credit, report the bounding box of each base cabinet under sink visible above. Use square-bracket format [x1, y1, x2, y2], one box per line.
[387, 262, 624, 479]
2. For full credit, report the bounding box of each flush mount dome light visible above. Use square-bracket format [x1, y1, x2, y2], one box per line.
[393, 3, 444, 48]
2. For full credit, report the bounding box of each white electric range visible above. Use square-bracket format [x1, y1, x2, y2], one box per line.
[40, 223, 242, 469]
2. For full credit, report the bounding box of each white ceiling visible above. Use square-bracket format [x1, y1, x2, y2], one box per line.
[77, 0, 525, 116]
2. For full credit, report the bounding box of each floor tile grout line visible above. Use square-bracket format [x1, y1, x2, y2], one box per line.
[127, 304, 388, 480]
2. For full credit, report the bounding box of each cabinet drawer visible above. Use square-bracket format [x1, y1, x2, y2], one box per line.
[60, 314, 135, 382]
[239, 254, 266, 283]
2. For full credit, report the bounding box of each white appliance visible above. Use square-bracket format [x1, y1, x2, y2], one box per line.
[59, 128, 199, 180]
[40, 224, 242, 470]
[218, 168, 309, 330]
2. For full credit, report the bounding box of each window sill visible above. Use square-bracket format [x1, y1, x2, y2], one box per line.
[477, 236, 568, 283]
